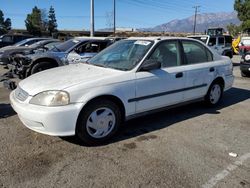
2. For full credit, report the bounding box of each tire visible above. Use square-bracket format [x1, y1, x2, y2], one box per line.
[241, 71, 247, 77]
[76, 99, 122, 146]
[205, 81, 223, 106]
[31, 62, 56, 75]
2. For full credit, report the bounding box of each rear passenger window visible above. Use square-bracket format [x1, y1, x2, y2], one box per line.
[182, 40, 212, 64]
[2, 36, 12, 42]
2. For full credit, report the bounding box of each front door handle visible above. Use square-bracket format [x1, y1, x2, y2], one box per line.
[210, 67, 215, 72]
[175, 72, 183, 78]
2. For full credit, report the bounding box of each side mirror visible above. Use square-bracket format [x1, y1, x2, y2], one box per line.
[140, 59, 161, 71]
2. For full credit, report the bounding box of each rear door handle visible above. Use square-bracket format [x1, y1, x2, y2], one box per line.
[175, 72, 183, 78]
[210, 67, 215, 72]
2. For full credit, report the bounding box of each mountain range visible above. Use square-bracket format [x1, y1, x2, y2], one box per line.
[139, 12, 240, 33]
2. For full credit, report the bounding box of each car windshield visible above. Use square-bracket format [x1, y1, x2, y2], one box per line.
[52, 39, 79, 52]
[87, 40, 153, 71]
[190, 36, 208, 44]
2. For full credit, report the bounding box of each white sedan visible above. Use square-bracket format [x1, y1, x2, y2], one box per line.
[10, 37, 234, 145]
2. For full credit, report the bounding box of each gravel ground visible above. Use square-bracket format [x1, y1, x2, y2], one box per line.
[0, 56, 249, 188]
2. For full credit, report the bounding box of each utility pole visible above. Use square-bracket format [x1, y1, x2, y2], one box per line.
[90, 0, 94, 37]
[113, 0, 116, 36]
[193, 6, 200, 35]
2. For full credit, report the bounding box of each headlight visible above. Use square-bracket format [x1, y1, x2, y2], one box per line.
[29, 90, 70, 106]
[245, 54, 250, 61]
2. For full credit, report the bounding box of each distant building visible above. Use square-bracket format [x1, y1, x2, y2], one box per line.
[116, 27, 137, 32]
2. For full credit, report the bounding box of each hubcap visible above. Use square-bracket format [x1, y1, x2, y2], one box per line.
[86, 107, 116, 138]
[209, 84, 221, 104]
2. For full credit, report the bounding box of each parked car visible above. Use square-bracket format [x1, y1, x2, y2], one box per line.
[239, 37, 250, 55]
[0, 34, 32, 48]
[0, 39, 60, 65]
[11, 37, 52, 47]
[188, 35, 233, 58]
[240, 52, 250, 77]
[10, 37, 234, 145]
[11, 37, 114, 78]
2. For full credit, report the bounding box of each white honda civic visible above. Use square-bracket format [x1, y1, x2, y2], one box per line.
[10, 37, 234, 145]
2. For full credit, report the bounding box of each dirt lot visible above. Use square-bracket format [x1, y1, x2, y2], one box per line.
[0, 56, 249, 188]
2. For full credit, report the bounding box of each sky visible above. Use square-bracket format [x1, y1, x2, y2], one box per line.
[0, 0, 235, 30]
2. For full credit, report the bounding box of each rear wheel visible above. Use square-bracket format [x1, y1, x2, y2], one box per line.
[31, 62, 56, 75]
[205, 82, 223, 106]
[76, 99, 122, 145]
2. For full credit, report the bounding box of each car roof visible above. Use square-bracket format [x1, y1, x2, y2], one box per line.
[127, 36, 205, 41]
[74, 37, 107, 41]
[25, 37, 52, 41]
[187, 35, 209, 38]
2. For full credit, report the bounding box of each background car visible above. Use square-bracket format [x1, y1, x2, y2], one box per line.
[0, 34, 32, 48]
[239, 36, 250, 55]
[16, 37, 115, 77]
[11, 37, 52, 47]
[240, 52, 250, 77]
[0, 38, 59, 65]
[188, 34, 233, 58]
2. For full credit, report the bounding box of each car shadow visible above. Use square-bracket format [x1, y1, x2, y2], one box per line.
[61, 87, 250, 146]
[0, 103, 16, 118]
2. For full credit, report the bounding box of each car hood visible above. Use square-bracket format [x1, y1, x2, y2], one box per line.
[19, 63, 122, 96]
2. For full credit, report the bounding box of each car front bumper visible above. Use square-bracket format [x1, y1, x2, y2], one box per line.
[240, 63, 250, 73]
[10, 91, 84, 136]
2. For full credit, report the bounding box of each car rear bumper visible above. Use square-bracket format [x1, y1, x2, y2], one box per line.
[10, 91, 84, 136]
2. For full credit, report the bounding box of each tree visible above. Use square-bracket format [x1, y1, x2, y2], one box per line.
[0, 10, 12, 34]
[41, 9, 48, 32]
[25, 6, 43, 36]
[227, 23, 241, 37]
[4, 18, 12, 30]
[234, 0, 250, 31]
[48, 6, 57, 36]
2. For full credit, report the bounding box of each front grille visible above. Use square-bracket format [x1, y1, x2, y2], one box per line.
[15, 86, 29, 101]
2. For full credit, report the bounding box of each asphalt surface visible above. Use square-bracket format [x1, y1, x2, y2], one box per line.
[0, 56, 249, 188]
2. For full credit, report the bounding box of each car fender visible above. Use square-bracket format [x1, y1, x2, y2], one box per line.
[67, 80, 136, 117]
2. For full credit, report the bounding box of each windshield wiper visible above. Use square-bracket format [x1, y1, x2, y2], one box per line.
[91, 63, 107, 68]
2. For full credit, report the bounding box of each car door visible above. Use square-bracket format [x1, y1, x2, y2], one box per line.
[180, 40, 215, 101]
[216, 37, 225, 55]
[134, 40, 186, 113]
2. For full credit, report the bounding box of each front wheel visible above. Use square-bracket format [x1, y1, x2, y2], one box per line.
[205, 82, 223, 106]
[31, 62, 56, 75]
[76, 99, 122, 145]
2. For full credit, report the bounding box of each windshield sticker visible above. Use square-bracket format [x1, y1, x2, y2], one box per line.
[72, 40, 80, 43]
[134, 41, 151, 46]
[201, 37, 207, 40]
